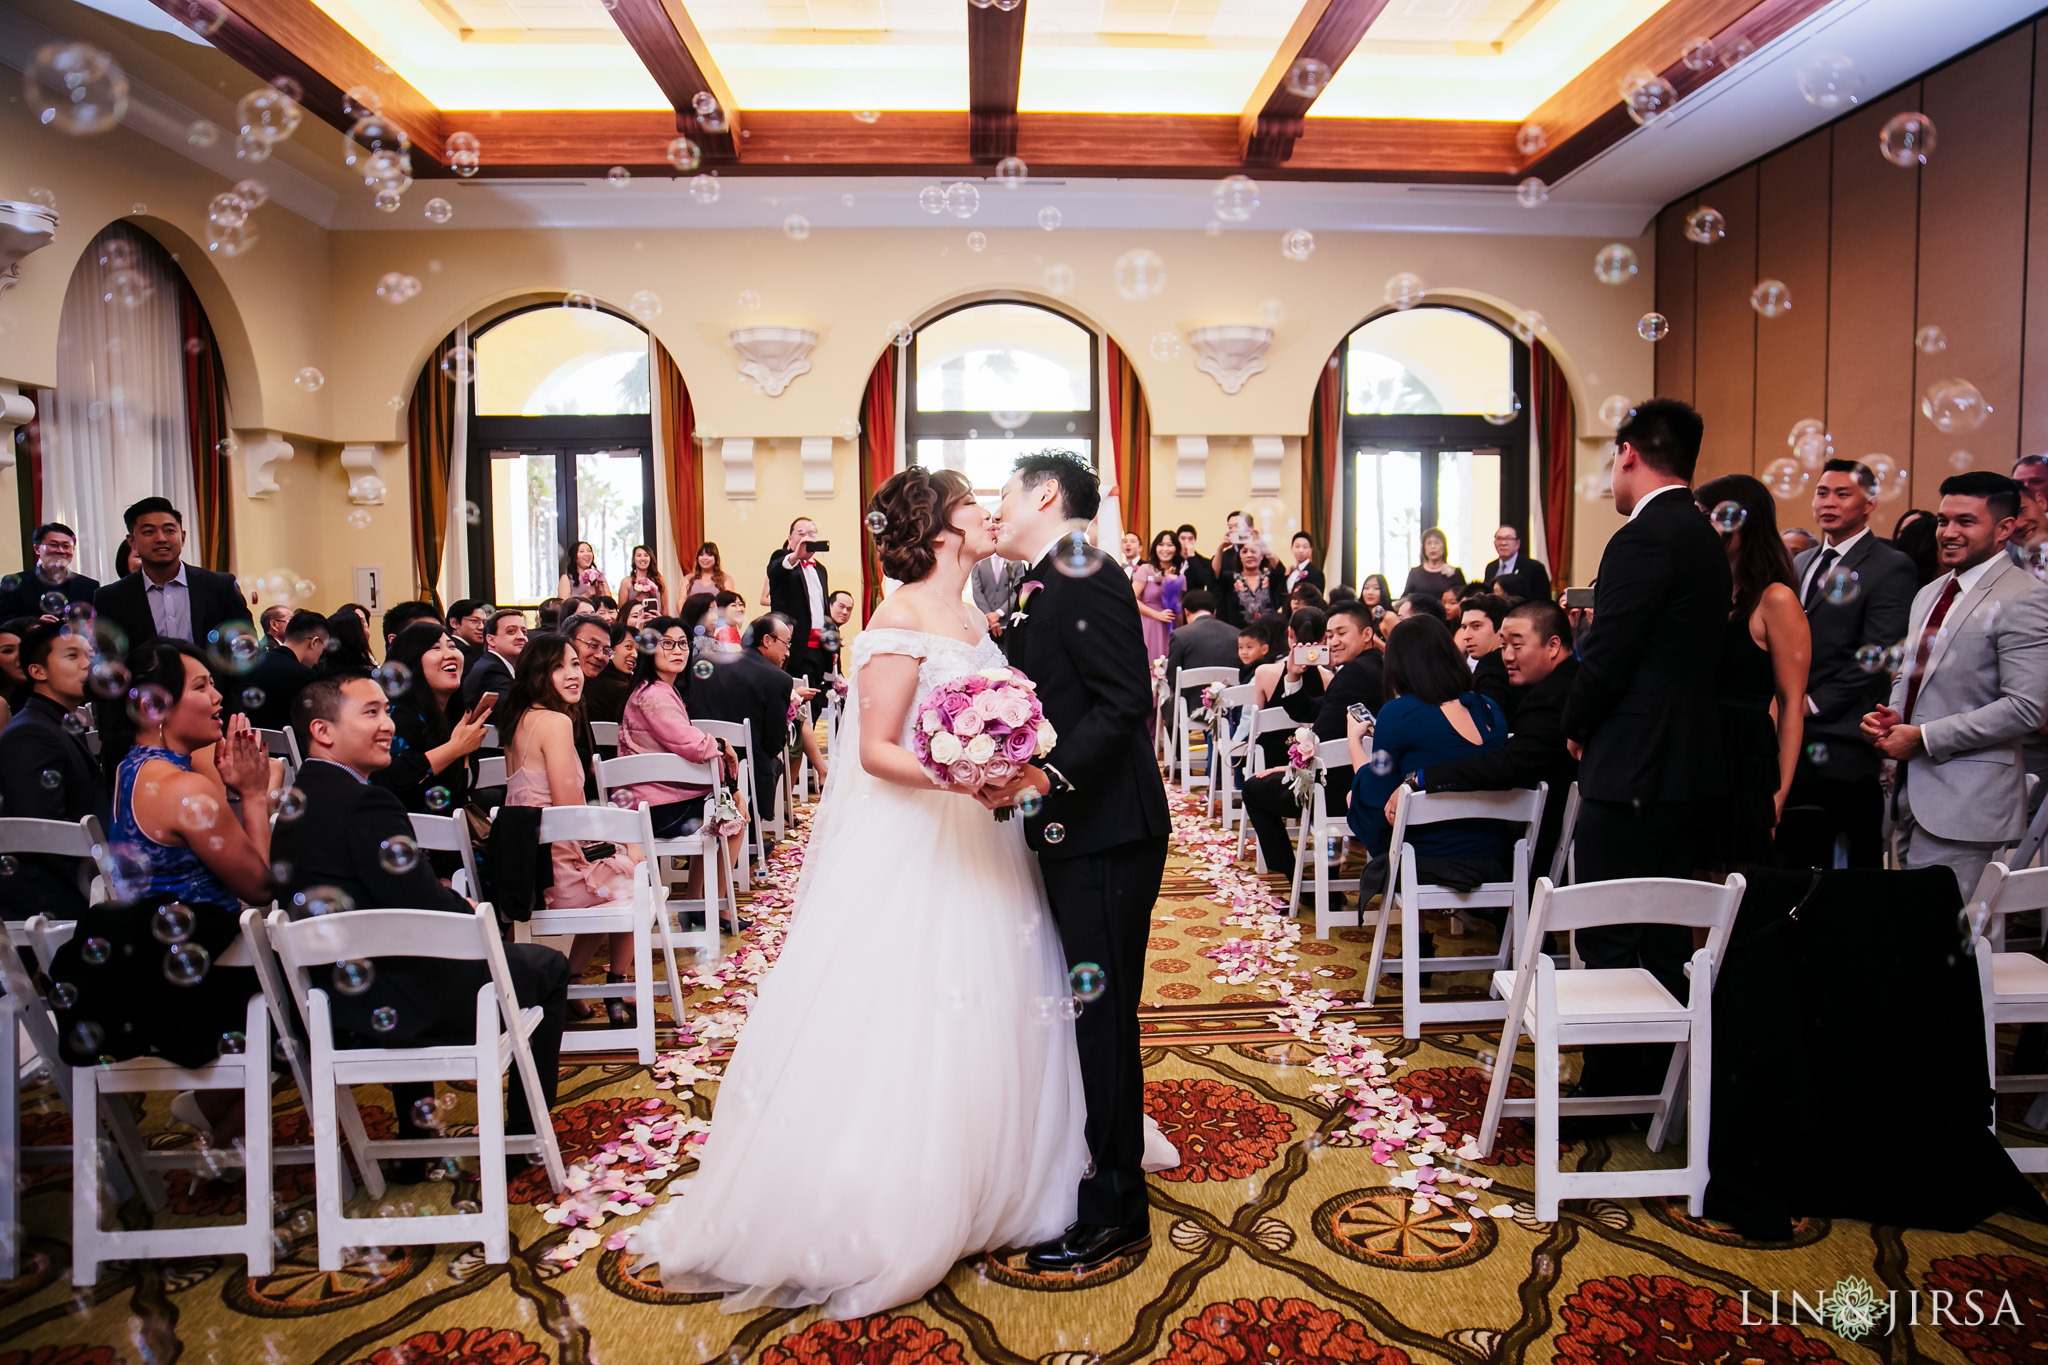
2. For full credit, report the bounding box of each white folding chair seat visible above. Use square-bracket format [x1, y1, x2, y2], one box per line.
[1366, 784, 1547, 1039]
[592, 752, 741, 980]
[474, 754, 507, 790]
[1966, 863, 2048, 1159]
[695, 717, 760, 883]
[589, 721, 619, 751]
[408, 811, 482, 901]
[266, 904, 566, 1269]
[0, 814, 108, 912]
[480, 724, 500, 748]
[1171, 667, 1239, 792]
[1211, 682, 1261, 833]
[1234, 705, 1299, 867]
[1477, 874, 1744, 1220]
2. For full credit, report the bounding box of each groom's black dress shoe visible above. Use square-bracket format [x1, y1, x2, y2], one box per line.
[1023, 1218, 1151, 1273]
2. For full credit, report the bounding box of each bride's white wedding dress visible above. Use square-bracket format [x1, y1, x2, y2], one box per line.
[627, 627, 1091, 1317]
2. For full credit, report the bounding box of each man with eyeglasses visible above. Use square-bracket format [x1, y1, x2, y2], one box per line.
[0, 523, 100, 620]
[569, 614, 632, 726]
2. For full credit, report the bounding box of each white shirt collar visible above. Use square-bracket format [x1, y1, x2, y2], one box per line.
[490, 647, 518, 670]
[1950, 555, 2001, 597]
[1034, 533, 1071, 569]
[145, 563, 189, 590]
[1821, 525, 1871, 556]
[1626, 482, 1688, 523]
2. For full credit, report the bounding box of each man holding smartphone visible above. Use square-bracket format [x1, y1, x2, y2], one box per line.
[765, 517, 833, 697]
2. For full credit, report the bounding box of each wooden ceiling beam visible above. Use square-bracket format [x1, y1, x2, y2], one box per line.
[1238, 0, 1394, 164]
[604, 0, 743, 160]
[966, 0, 1029, 161]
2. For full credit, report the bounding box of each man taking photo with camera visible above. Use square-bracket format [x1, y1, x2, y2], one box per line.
[765, 517, 834, 695]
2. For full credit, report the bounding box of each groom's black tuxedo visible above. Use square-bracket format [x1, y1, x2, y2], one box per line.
[1005, 541, 1169, 1230]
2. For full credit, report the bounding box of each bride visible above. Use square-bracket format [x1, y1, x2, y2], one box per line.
[628, 467, 1092, 1316]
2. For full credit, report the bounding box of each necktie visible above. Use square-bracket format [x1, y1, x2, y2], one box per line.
[1901, 575, 1962, 722]
[1802, 547, 1838, 610]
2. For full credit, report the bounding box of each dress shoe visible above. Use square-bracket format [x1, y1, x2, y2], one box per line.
[1023, 1218, 1151, 1273]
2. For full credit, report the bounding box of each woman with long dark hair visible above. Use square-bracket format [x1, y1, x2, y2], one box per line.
[1358, 573, 1394, 619]
[618, 544, 666, 615]
[682, 541, 733, 599]
[1218, 538, 1288, 626]
[1132, 529, 1183, 666]
[371, 622, 494, 816]
[1892, 508, 1942, 587]
[615, 616, 747, 897]
[322, 607, 377, 674]
[558, 541, 609, 601]
[1695, 474, 1810, 870]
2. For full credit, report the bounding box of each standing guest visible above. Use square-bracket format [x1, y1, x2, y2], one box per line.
[1218, 539, 1287, 627]
[1359, 574, 1394, 620]
[570, 614, 632, 725]
[1176, 524, 1218, 596]
[616, 615, 750, 893]
[1285, 532, 1325, 596]
[380, 601, 443, 653]
[823, 590, 855, 676]
[1863, 473, 2048, 897]
[372, 622, 493, 817]
[682, 542, 735, 600]
[971, 554, 1024, 639]
[1132, 531, 1183, 665]
[1288, 583, 1327, 615]
[1559, 398, 1730, 1123]
[1892, 508, 1942, 587]
[112, 538, 138, 579]
[618, 544, 667, 615]
[1694, 474, 1812, 873]
[1455, 596, 1512, 705]
[462, 608, 527, 711]
[1412, 599, 1580, 883]
[765, 518, 833, 694]
[1119, 531, 1144, 571]
[500, 635, 643, 1025]
[0, 621, 109, 916]
[1213, 510, 1251, 587]
[92, 498, 249, 649]
[447, 598, 490, 666]
[688, 614, 798, 838]
[0, 522, 99, 620]
[238, 609, 328, 732]
[607, 621, 640, 685]
[276, 673, 567, 1180]
[558, 541, 609, 602]
[1777, 460, 1917, 870]
[1480, 525, 1549, 601]
[322, 608, 378, 676]
[1399, 592, 1455, 627]
[1782, 527, 1820, 557]
[0, 618, 29, 727]
[258, 605, 291, 648]
[1162, 588, 1239, 722]
[1403, 528, 1466, 601]
[711, 591, 747, 646]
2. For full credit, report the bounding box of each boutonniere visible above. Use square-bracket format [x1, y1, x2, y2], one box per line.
[1010, 580, 1044, 627]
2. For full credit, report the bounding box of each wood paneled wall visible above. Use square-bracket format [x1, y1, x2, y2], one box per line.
[1654, 18, 2048, 526]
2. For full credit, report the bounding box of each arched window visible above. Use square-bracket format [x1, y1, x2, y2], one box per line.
[907, 302, 1099, 503]
[466, 304, 655, 606]
[1341, 307, 1528, 592]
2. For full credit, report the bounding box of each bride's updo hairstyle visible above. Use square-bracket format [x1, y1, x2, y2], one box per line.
[869, 466, 976, 583]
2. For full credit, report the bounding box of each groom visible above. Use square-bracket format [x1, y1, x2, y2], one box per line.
[988, 451, 1171, 1271]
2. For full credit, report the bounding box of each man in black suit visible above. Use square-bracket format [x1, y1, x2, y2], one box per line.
[1420, 599, 1579, 881]
[1162, 589, 1239, 724]
[1776, 459, 1919, 870]
[461, 609, 527, 712]
[1175, 524, 1218, 597]
[272, 674, 570, 1180]
[764, 517, 833, 693]
[986, 453, 1169, 1274]
[236, 609, 328, 732]
[1238, 602, 1383, 889]
[1481, 525, 1551, 601]
[447, 598, 490, 668]
[0, 522, 99, 620]
[1283, 532, 1326, 596]
[91, 498, 250, 650]
[1455, 595, 1512, 706]
[688, 613, 796, 830]
[0, 621, 109, 917]
[1560, 397, 1732, 1112]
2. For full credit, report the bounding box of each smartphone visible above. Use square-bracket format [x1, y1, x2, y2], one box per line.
[1291, 643, 1329, 668]
[1563, 587, 1594, 609]
[805, 539, 832, 554]
[1347, 702, 1375, 727]
[476, 691, 499, 714]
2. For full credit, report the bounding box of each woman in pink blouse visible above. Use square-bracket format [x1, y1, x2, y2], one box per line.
[618, 615, 749, 901]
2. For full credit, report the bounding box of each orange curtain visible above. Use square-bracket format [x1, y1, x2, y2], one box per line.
[656, 341, 699, 572]
[1533, 340, 1575, 586]
[858, 347, 898, 622]
[406, 331, 459, 611]
[1306, 346, 1343, 575]
[1104, 338, 1150, 541]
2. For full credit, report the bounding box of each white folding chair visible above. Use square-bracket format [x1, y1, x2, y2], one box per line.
[512, 804, 662, 1061]
[1210, 682, 1260, 831]
[1546, 781, 1582, 888]
[1235, 706, 1300, 867]
[475, 754, 508, 790]
[1966, 862, 2048, 1163]
[1477, 873, 1745, 1220]
[408, 811, 482, 901]
[1172, 667, 1239, 792]
[480, 724, 501, 748]
[1289, 738, 1372, 940]
[0, 814, 108, 910]
[696, 718, 763, 876]
[256, 727, 303, 782]
[1367, 784, 1547, 1039]
[592, 752, 740, 978]
[266, 904, 566, 1269]
[589, 721, 619, 751]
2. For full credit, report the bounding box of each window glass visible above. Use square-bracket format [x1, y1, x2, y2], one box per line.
[475, 307, 650, 416]
[1346, 309, 1512, 416]
[914, 437, 1094, 506]
[916, 304, 1091, 413]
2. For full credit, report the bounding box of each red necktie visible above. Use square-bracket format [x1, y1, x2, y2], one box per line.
[1902, 575, 1962, 722]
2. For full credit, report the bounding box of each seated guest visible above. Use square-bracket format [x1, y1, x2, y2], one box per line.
[93, 499, 252, 649]
[712, 590, 747, 646]
[1327, 584, 1357, 607]
[371, 622, 493, 819]
[500, 635, 642, 1025]
[623, 598, 658, 635]
[688, 613, 797, 832]
[0, 522, 99, 620]
[259, 604, 291, 648]
[606, 621, 640, 689]
[534, 598, 564, 632]
[1253, 607, 1329, 714]
[1782, 526, 1820, 557]
[323, 607, 378, 675]
[447, 598, 490, 666]
[238, 609, 328, 732]
[1238, 603, 1383, 891]
[589, 594, 619, 624]
[1347, 615, 1506, 862]
[1411, 599, 1579, 881]
[380, 600, 443, 652]
[0, 617, 30, 727]
[1287, 583, 1327, 614]
[569, 614, 632, 725]
[0, 621, 110, 916]
[1403, 527, 1467, 601]
[1236, 625, 1271, 681]
[462, 608, 527, 711]
[1162, 589, 1239, 711]
[617, 616, 748, 895]
[1455, 596, 1512, 705]
[1400, 592, 1455, 626]
[275, 673, 569, 1179]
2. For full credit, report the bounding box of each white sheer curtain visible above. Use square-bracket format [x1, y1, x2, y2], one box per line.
[44, 222, 196, 583]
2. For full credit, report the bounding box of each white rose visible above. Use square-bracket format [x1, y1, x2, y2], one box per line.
[964, 733, 997, 764]
[1035, 720, 1058, 757]
[922, 711, 943, 733]
[930, 731, 964, 765]
[977, 667, 1014, 681]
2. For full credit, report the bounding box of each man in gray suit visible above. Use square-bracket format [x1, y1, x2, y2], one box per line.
[1863, 472, 2048, 897]
[971, 552, 1025, 639]
[1780, 459, 1920, 870]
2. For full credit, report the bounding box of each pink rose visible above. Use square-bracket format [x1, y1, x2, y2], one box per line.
[1004, 726, 1038, 761]
[951, 709, 984, 736]
[947, 759, 981, 785]
[940, 691, 973, 721]
[962, 675, 989, 695]
[986, 758, 1016, 783]
[971, 691, 1005, 721]
[997, 692, 1035, 728]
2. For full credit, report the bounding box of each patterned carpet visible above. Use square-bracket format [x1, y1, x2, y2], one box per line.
[8, 774, 2048, 1365]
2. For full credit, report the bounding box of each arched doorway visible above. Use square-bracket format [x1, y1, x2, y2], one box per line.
[1340, 305, 1530, 592]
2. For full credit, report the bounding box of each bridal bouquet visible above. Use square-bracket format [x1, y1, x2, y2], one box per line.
[913, 666, 1057, 819]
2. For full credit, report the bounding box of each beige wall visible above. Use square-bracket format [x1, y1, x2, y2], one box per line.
[1, 83, 1653, 600]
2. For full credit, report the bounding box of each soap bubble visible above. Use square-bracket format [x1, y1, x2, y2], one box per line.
[1211, 174, 1260, 224]
[210, 192, 250, 229]
[1921, 379, 1990, 434]
[1070, 962, 1106, 1000]
[628, 290, 662, 322]
[864, 510, 888, 534]
[424, 197, 453, 224]
[693, 659, 714, 679]
[371, 1007, 397, 1032]
[1916, 324, 1947, 354]
[992, 410, 1028, 433]
[1483, 398, 1522, 426]
[689, 173, 721, 204]
[177, 793, 221, 835]
[691, 90, 725, 129]
[1017, 790, 1042, 818]
[373, 189, 404, 213]
[71, 1022, 105, 1054]
[1280, 229, 1314, 261]
[348, 510, 373, 530]
[1598, 395, 1634, 428]
[1637, 312, 1669, 342]
[1512, 311, 1545, 343]
[82, 936, 111, 965]
[152, 903, 195, 943]
[40, 591, 67, 614]
[445, 130, 480, 176]
[1762, 457, 1805, 499]
[1685, 206, 1726, 244]
[164, 943, 211, 986]
[737, 290, 761, 310]
[1258, 298, 1286, 327]
[129, 682, 173, 724]
[442, 345, 476, 383]
[1051, 525, 1096, 578]
[1948, 449, 1976, 471]
[945, 183, 980, 219]
[375, 272, 420, 304]
[966, 231, 987, 252]
[1042, 823, 1065, 845]
[1621, 69, 1677, 124]
[996, 156, 1028, 188]
[1709, 500, 1747, 533]
[1855, 644, 1888, 672]
[175, 0, 228, 34]
[218, 1031, 246, 1056]
[29, 43, 129, 135]
[187, 121, 219, 148]
[783, 214, 810, 240]
[1368, 750, 1394, 776]
[666, 136, 700, 172]
[1798, 54, 1862, 110]
[1042, 264, 1074, 296]
[918, 185, 945, 214]
[1286, 57, 1331, 99]
[294, 367, 325, 393]
[1037, 206, 1062, 231]
[1113, 249, 1166, 300]
[563, 290, 598, 311]
[1384, 272, 1426, 309]
[605, 165, 631, 188]
[851, 109, 880, 123]
[332, 960, 375, 995]
[1516, 177, 1548, 208]
[1725, 34, 1757, 64]
[834, 416, 861, 439]
[1806, 741, 1831, 766]
[1516, 122, 1547, 156]
[274, 787, 309, 822]
[1681, 36, 1718, 71]
[1151, 332, 1183, 361]
[1594, 244, 1638, 285]
[1750, 280, 1792, 318]
[1879, 112, 1935, 167]
[425, 786, 452, 811]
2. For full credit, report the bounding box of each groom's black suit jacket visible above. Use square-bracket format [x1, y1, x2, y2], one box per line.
[1004, 544, 1169, 861]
